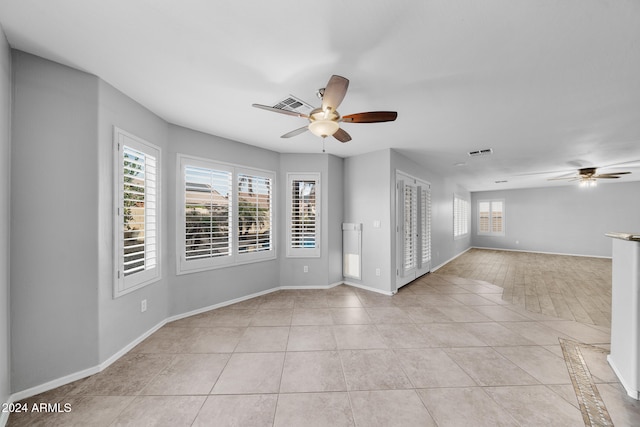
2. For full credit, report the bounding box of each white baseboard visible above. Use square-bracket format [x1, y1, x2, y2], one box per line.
[471, 246, 611, 259]
[607, 355, 640, 400]
[342, 281, 394, 296]
[3, 280, 367, 410]
[431, 247, 472, 272]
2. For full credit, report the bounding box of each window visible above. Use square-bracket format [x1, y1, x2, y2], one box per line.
[114, 127, 161, 297]
[453, 195, 470, 238]
[177, 155, 275, 274]
[287, 173, 320, 258]
[478, 199, 505, 235]
[397, 173, 431, 284]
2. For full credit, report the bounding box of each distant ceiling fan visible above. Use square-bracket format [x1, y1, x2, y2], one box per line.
[548, 167, 631, 187]
[252, 75, 397, 143]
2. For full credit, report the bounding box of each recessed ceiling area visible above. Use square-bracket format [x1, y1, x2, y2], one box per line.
[1, 0, 638, 191]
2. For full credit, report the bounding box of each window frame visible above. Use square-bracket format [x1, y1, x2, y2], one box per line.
[453, 194, 470, 239]
[477, 199, 506, 236]
[176, 154, 276, 275]
[113, 127, 161, 298]
[286, 172, 321, 258]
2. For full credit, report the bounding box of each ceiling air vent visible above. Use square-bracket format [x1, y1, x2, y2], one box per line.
[468, 148, 493, 157]
[272, 95, 315, 115]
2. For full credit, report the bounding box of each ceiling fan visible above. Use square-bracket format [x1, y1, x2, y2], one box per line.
[252, 75, 397, 143]
[548, 167, 631, 187]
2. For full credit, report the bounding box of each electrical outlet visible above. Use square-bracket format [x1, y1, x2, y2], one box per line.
[303, 265, 309, 273]
[375, 268, 381, 276]
[141, 299, 147, 313]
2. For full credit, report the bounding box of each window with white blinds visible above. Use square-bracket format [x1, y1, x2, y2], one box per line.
[237, 173, 272, 254]
[287, 173, 320, 258]
[397, 175, 431, 285]
[453, 195, 470, 238]
[185, 165, 232, 261]
[404, 184, 417, 271]
[478, 199, 505, 235]
[420, 187, 431, 266]
[114, 127, 161, 298]
[177, 155, 275, 274]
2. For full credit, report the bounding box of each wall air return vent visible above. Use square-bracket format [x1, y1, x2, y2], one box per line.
[272, 95, 315, 115]
[468, 148, 493, 157]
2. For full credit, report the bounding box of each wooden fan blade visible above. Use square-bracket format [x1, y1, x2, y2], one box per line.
[342, 111, 398, 123]
[333, 128, 351, 143]
[595, 172, 631, 178]
[281, 126, 309, 138]
[322, 75, 349, 112]
[252, 103, 308, 118]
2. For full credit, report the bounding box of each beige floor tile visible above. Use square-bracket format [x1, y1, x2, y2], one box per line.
[494, 346, 572, 384]
[192, 394, 277, 427]
[578, 345, 618, 383]
[375, 323, 429, 348]
[68, 353, 174, 396]
[141, 353, 230, 395]
[280, 351, 346, 392]
[333, 324, 387, 349]
[211, 352, 284, 394]
[597, 383, 640, 426]
[444, 347, 540, 386]
[182, 327, 244, 353]
[414, 294, 463, 306]
[365, 307, 413, 324]
[291, 308, 334, 325]
[286, 325, 336, 351]
[340, 349, 412, 390]
[462, 322, 536, 346]
[547, 384, 580, 409]
[273, 392, 354, 427]
[470, 305, 532, 321]
[417, 323, 488, 347]
[326, 294, 363, 307]
[294, 296, 329, 308]
[132, 326, 195, 353]
[250, 309, 293, 326]
[541, 320, 611, 344]
[484, 385, 584, 426]
[434, 305, 493, 322]
[110, 395, 205, 427]
[417, 387, 520, 427]
[235, 326, 290, 352]
[349, 390, 437, 427]
[395, 348, 476, 388]
[330, 308, 371, 324]
[226, 297, 264, 310]
[500, 321, 569, 345]
[402, 306, 453, 323]
[259, 297, 295, 309]
[450, 293, 498, 306]
[208, 309, 255, 326]
[9, 396, 134, 427]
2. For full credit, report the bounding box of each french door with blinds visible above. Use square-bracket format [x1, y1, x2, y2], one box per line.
[396, 172, 431, 289]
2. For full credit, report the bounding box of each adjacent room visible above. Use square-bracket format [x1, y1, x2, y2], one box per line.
[1, 1, 639, 426]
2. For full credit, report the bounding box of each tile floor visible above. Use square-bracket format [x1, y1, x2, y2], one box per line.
[7, 273, 640, 426]
[436, 248, 613, 327]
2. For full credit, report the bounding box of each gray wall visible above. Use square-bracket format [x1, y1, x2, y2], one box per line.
[0, 25, 11, 410]
[10, 51, 100, 391]
[168, 125, 281, 316]
[342, 149, 472, 294]
[278, 154, 344, 288]
[471, 182, 640, 257]
[390, 150, 471, 271]
[97, 80, 170, 362]
[344, 149, 392, 292]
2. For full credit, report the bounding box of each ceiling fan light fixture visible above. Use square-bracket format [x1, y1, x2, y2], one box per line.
[309, 119, 340, 138]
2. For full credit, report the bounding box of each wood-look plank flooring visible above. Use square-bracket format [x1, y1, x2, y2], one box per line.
[435, 249, 612, 327]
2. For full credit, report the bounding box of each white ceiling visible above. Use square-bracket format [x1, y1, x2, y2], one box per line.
[1, 0, 639, 191]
